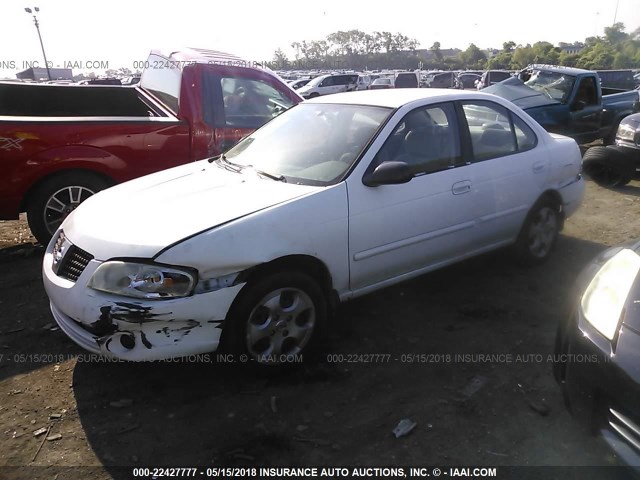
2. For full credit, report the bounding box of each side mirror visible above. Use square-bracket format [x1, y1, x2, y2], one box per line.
[571, 100, 586, 112]
[362, 161, 413, 187]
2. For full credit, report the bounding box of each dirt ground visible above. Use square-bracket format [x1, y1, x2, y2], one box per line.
[1, 179, 639, 479]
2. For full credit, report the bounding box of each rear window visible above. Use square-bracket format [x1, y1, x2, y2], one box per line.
[492, 72, 512, 82]
[140, 54, 181, 114]
[395, 73, 418, 88]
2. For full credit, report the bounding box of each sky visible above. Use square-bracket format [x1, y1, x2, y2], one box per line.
[1, 0, 639, 78]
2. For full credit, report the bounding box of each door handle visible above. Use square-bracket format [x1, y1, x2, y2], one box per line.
[452, 180, 471, 195]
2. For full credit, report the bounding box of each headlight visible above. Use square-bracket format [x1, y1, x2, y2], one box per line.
[616, 123, 636, 142]
[51, 230, 66, 273]
[581, 249, 640, 340]
[88, 261, 196, 299]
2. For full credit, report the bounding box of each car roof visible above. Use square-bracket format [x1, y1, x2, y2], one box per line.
[152, 47, 246, 65]
[304, 88, 501, 108]
[527, 64, 590, 76]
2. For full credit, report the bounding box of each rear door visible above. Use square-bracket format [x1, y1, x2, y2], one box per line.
[458, 100, 546, 247]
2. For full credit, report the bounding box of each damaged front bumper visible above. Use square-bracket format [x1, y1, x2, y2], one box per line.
[43, 248, 244, 361]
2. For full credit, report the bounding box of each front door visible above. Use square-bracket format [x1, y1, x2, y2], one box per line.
[568, 77, 602, 143]
[347, 102, 479, 292]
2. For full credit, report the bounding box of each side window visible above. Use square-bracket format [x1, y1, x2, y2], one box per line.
[373, 103, 461, 175]
[512, 114, 537, 151]
[202, 72, 296, 130]
[462, 101, 517, 161]
[575, 78, 598, 106]
[322, 76, 335, 87]
[139, 54, 181, 114]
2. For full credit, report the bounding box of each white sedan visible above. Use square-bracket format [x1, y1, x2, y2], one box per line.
[42, 89, 584, 364]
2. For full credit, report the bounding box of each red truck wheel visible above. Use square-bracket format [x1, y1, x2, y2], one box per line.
[27, 172, 111, 246]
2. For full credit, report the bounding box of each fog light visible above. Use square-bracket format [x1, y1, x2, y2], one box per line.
[119, 334, 135, 350]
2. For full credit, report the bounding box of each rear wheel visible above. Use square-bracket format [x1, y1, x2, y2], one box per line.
[222, 271, 327, 368]
[27, 172, 111, 246]
[514, 200, 560, 266]
[582, 146, 634, 188]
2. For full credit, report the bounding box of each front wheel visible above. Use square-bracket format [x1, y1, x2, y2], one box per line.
[222, 271, 327, 367]
[27, 172, 111, 246]
[513, 200, 560, 266]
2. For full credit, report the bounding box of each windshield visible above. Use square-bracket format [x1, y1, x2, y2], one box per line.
[524, 70, 576, 104]
[305, 75, 327, 87]
[224, 103, 392, 186]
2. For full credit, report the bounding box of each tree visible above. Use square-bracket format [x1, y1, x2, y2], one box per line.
[459, 43, 487, 69]
[430, 42, 443, 62]
[604, 22, 628, 45]
[290, 42, 302, 60]
[272, 48, 288, 67]
[502, 41, 516, 52]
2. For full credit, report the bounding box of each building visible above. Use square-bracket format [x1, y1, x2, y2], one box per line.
[16, 67, 73, 81]
[559, 43, 584, 55]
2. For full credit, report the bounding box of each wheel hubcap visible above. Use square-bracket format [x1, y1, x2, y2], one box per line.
[44, 186, 96, 234]
[527, 207, 557, 258]
[246, 287, 315, 363]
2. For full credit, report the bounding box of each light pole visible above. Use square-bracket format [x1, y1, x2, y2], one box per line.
[24, 6, 51, 81]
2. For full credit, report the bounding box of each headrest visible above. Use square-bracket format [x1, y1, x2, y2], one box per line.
[404, 127, 435, 156]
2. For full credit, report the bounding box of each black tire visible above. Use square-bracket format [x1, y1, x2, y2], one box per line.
[26, 172, 111, 246]
[222, 271, 327, 368]
[513, 199, 560, 266]
[582, 145, 634, 188]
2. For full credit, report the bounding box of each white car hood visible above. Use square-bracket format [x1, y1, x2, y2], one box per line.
[63, 160, 320, 261]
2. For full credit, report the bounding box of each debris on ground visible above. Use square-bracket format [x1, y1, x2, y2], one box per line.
[487, 450, 509, 457]
[117, 424, 141, 434]
[393, 418, 417, 438]
[33, 427, 48, 437]
[461, 375, 489, 399]
[109, 399, 134, 408]
[294, 436, 331, 446]
[46, 433, 62, 441]
[233, 453, 255, 461]
[528, 399, 551, 416]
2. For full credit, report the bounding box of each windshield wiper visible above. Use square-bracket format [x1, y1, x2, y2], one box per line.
[251, 168, 287, 182]
[210, 153, 244, 173]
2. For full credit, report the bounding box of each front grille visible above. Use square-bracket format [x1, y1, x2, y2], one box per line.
[609, 407, 640, 452]
[57, 245, 93, 282]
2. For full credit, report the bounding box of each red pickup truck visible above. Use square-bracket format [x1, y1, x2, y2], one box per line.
[0, 48, 302, 245]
